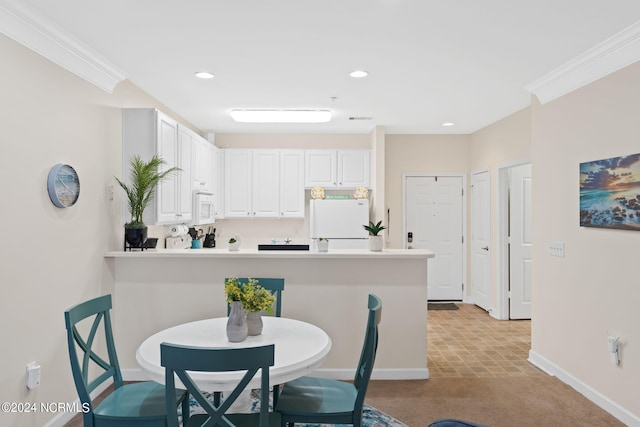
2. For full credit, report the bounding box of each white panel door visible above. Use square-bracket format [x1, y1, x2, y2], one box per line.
[509, 163, 533, 319]
[471, 171, 491, 311]
[406, 176, 464, 300]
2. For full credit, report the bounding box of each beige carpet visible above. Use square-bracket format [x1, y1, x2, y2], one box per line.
[365, 377, 624, 427]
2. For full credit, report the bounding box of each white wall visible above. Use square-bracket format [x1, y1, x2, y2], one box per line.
[384, 134, 471, 248]
[0, 33, 194, 426]
[530, 61, 640, 421]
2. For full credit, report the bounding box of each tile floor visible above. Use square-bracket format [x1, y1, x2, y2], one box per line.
[427, 303, 546, 378]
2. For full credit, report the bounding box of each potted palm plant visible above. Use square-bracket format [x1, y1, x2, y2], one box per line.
[115, 154, 179, 248]
[363, 220, 386, 252]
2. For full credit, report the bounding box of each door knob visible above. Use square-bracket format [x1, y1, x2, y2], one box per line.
[481, 246, 489, 251]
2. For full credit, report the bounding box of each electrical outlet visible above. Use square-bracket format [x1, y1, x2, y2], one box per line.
[549, 241, 565, 257]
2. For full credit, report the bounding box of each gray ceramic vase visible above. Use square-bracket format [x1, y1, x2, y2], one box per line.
[226, 300, 248, 342]
[246, 311, 263, 336]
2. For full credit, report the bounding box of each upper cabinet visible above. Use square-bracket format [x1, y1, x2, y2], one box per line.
[224, 149, 304, 218]
[279, 150, 305, 218]
[122, 108, 192, 225]
[305, 150, 370, 189]
[192, 133, 217, 193]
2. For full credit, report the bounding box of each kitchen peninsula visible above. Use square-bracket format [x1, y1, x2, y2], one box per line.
[104, 248, 434, 381]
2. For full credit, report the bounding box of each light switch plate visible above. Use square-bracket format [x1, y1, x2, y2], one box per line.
[549, 241, 565, 257]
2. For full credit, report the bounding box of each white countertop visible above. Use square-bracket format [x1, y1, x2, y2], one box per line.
[105, 247, 435, 259]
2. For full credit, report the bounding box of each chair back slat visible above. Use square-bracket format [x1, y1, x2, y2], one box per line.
[64, 294, 124, 424]
[225, 277, 284, 317]
[353, 294, 382, 411]
[162, 343, 275, 427]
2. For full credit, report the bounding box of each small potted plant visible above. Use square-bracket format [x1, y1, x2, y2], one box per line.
[363, 220, 386, 252]
[115, 154, 179, 248]
[317, 237, 329, 252]
[228, 236, 240, 251]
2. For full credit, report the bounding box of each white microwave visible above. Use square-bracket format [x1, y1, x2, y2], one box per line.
[193, 191, 216, 225]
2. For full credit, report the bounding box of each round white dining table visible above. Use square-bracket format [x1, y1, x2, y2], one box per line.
[136, 316, 332, 392]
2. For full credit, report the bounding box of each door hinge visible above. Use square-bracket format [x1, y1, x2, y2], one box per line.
[462, 283, 465, 291]
[461, 188, 464, 197]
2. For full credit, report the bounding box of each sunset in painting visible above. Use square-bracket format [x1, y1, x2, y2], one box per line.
[580, 153, 640, 230]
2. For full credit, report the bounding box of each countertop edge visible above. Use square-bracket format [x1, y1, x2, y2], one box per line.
[105, 248, 435, 259]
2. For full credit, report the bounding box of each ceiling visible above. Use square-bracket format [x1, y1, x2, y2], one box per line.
[19, 0, 640, 134]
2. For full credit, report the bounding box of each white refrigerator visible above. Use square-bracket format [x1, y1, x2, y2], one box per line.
[310, 199, 370, 249]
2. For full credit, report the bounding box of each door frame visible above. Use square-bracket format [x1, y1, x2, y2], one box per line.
[402, 173, 468, 302]
[496, 159, 532, 320]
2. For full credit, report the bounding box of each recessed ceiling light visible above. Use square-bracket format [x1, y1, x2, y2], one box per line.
[230, 109, 331, 123]
[442, 122, 455, 127]
[349, 70, 369, 78]
[195, 71, 215, 79]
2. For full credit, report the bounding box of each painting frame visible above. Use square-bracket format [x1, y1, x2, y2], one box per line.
[580, 153, 640, 230]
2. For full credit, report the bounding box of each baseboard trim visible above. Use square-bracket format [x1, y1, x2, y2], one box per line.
[43, 380, 112, 427]
[528, 350, 639, 426]
[122, 367, 430, 383]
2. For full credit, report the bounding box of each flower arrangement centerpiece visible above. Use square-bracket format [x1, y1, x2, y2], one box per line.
[224, 277, 275, 337]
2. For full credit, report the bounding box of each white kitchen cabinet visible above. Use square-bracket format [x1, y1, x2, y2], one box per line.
[305, 150, 337, 188]
[279, 150, 305, 217]
[223, 149, 303, 218]
[122, 108, 192, 225]
[252, 150, 280, 217]
[338, 150, 370, 188]
[214, 147, 224, 218]
[304, 149, 370, 188]
[224, 149, 253, 217]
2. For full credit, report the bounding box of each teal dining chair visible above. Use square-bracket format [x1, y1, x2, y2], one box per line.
[275, 293, 382, 427]
[161, 343, 281, 427]
[225, 277, 285, 317]
[225, 277, 285, 406]
[64, 294, 189, 427]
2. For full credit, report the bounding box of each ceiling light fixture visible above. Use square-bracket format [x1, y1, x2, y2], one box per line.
[349, 70, 368, 78]
[442, 122, 455, 127]
[230, 109, 331, 123]
[195, 71, 215, 79]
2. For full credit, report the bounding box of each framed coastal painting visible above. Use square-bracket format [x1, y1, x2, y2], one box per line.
[580, 153, 640, 230]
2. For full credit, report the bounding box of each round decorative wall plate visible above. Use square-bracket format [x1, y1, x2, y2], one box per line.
[47, 163, 80, 208]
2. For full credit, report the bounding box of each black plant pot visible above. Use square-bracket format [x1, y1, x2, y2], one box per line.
[124, 226, 148, 249]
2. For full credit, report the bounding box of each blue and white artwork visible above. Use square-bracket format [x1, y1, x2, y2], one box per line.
[580, 153, 640, 230]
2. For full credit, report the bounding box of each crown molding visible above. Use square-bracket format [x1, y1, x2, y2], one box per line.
[525, 20, 640, 104]
[0, 0, 126, 93]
